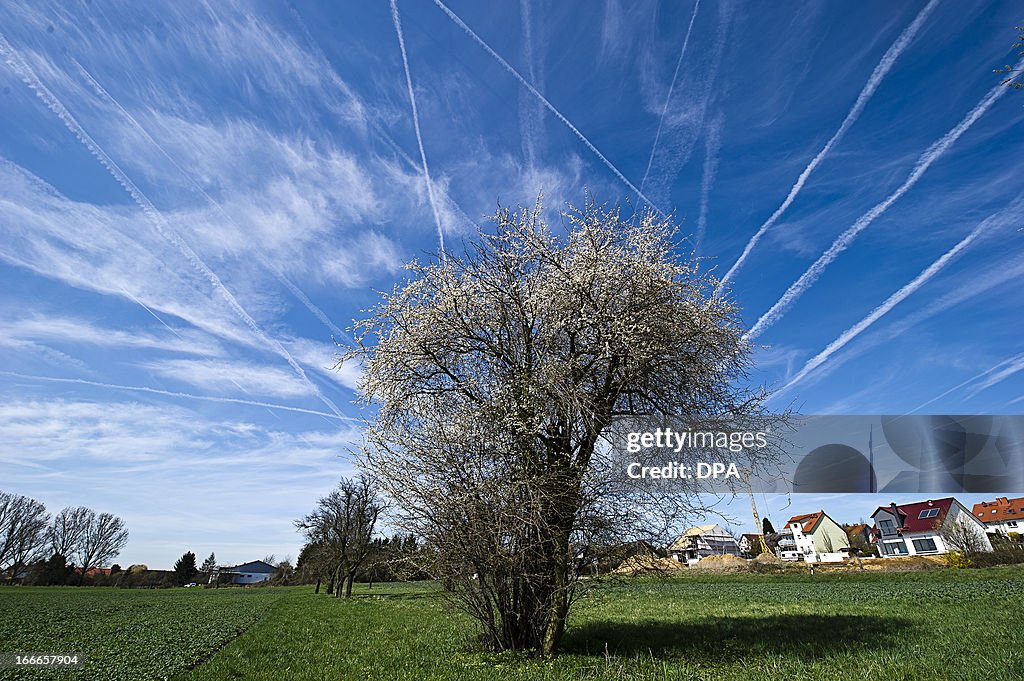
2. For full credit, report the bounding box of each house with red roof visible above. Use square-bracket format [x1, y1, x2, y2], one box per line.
[72, 567, 113, 578]
[871, 498, 992, 557]
[971, 496, 1024, 537]
[777, 511, 850, 562]
[844, 523, 872, 546]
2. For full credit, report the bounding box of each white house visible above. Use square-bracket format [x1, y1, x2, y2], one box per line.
[971, 496, 1024, 536]
[871, 498, 993, 557]
[739, 534, 764, 557]
[668, 524, 740, 564]
[218, 560, 277, 585]
[777, 511, 850, 562]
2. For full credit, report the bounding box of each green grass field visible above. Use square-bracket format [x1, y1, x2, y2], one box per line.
[0, 586, 282, 680]
[3, 568, 1023, 680]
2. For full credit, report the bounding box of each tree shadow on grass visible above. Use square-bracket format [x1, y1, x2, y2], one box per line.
[563, 614, 911, 661]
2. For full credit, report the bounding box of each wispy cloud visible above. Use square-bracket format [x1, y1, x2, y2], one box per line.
[432, 0, 664, 216]
[775, 204, 1019, 395]
[0, 315, 222, 357]
[145, 358, 318, 399]
[0, 372, 353, 421]
[317, 232, 402, 288]
[71, 53, 368, 326]
[598, 0, 628, 60]
[389, 0, 446, 260]
[0, 33, 347, 419]
[746, 53, 1024, 340]
[284, 338, 362, 393]
[0, 160, 258, 349]
[25, 7, 424, 286]
[720, 0, 941, 288]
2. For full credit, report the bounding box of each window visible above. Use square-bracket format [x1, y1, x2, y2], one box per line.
[918, 508, 939, 519]
[912, 538, 937, 553]
[879, 519, 896, 535]
[882, 541, 908, 556]
[1008, 521, 1018, 528]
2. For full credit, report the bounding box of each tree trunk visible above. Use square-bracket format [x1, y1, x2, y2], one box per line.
[344, 572, 354, 598]
[540, 456, 584, 656]
[542, 523, 572, 656]
[314, 577, 321, 594]
[333, 564, 344, 598]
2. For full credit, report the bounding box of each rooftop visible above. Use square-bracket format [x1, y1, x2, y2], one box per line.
[972, 496, 1024, 524]
[871, 498, 956, 533]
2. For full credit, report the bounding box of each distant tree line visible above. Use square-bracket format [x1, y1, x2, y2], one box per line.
[295, 532, 429, 590]
[0, 490, 128, 586]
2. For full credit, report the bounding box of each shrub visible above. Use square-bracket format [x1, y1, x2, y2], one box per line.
[943, 551, 973, 569]
[968, 546, 1024, 568]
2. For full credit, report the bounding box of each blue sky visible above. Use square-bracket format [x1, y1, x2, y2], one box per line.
[1, 1, 1022, 569]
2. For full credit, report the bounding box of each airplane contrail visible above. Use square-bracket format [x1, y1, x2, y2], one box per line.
[432, 0, 665, 217]
[119, 287, 184, 340]
[0, 34, 346, 419]
[720, 0, 942, 288]
[906, 352, 1024, 414]
[275, 271, 352, 344]
[696, 111, 722, 247]
[746, 53, 1024, 340]
[390, 0, 446, 261]
[762, 253, 1024, 403]
[519, 0, 541, 170]
[0, 371, 358, 421]
[638, 0, 701, 202]
[965, 354, 1024, 399]
[776, 209, 1008, 394]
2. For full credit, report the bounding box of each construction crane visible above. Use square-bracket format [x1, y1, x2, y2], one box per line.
[743, 472, 771, 556]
